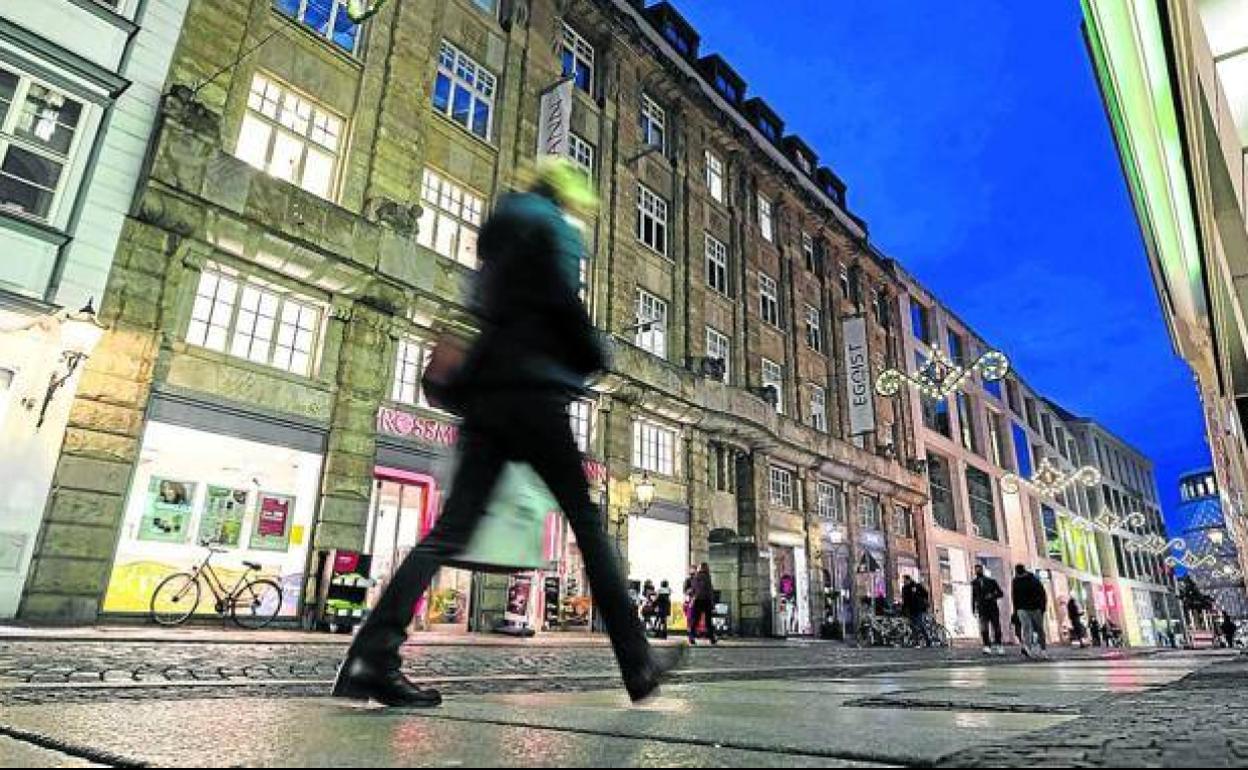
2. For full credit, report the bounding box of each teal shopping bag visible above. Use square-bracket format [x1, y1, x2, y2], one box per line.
[449, 462, 557, 573]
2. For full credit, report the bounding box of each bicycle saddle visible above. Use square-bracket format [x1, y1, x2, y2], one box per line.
[243, 561, 262, 571]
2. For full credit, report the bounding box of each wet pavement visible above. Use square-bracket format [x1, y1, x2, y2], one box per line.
[0, 632, 1238, 767]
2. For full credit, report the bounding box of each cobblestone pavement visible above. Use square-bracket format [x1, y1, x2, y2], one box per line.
[936, 653, 1248, 767]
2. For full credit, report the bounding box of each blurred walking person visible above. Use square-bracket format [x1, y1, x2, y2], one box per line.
[654, 580, 672, 640]
[687, 563, 718, 645]
[1222, 612, 1238, 649]
[1067, 596, 1088, 649]
[333, 159, 680, 707]
[971, 564, 1005, 656]
[901, 575, 932, 647]
[1012, 565, 1049, 659]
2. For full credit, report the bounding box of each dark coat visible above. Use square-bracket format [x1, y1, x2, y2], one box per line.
[691, 570, 715, 602]
[971, 575, 1004, 616]
[455, 192, 605, 399]
[901, 582, 930, 617]
[1011, 572, 1048, 612]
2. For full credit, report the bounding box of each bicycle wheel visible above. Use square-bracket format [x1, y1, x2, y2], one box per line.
[231, 578, 283, 629]
[150, 572, 202, 626]
[857, 622, 875, 647]
[930, 622, 951, 648]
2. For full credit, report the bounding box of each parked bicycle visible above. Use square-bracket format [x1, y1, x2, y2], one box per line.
[908, 614, 952, 648]
[857, 612, 913, 647]
[149, 541, 283, 629]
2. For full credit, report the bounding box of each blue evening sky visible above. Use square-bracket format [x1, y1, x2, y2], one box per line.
[675, 1, 1209, 530]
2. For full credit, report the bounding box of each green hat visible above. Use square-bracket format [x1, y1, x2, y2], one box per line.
[528, 156, 598, 215]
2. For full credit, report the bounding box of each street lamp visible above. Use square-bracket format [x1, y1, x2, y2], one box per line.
[635, 473, 656, 516]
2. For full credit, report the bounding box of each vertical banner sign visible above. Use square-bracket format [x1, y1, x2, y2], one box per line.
[537, 79, 574, 158]
[842, 315, 876, 436]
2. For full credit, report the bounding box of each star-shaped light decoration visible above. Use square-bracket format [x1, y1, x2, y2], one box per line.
[1212, 562, 1244, 581]
[1000, 457, 1101, 499]
[876, 346, 1010, 399]
[1124, 535, 1185, 556]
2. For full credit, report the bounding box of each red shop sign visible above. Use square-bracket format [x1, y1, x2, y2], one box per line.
[377, 406, 459, 447]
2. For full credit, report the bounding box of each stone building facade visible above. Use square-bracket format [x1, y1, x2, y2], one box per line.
[17, 0, 927, 636]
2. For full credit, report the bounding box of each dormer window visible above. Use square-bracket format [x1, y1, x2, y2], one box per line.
[796, 153, 812, 174]
[664, 24, 693, 56]
[757, 118, 779, 141]
[715, 74, 739, 102]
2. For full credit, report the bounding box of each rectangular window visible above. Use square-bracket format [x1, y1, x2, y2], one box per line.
[634, 288, 667, 358]
[187, 269, 322, 376]
[966, 466, 998, 541]
[761, 357, 784, 414]
[802, 233, 816, 272]
[433, 41, 496, 140]
[567, 133, 594, 179]
[705, 150, 724, 203]
[758, 194, 773, 241]
[947, 330, 964, 364]
[817, 481, 844, 524]
[838, 264, 850, 300]
[710, 444, 737, 494]
[804, 304, 823, 352]
[1006, 379, 1021, 413]
[1012, 422, 1033, 477]
[759, 273, 780, 326]
[984, 378, 1002, 400]
[273, 0, 360, 53]
[416, 168, 485, 269]
[987, 411, 1009, 469]
[392, 337, 431, 407]
[632, 420, 676, 476]
[636, 184, 668, 255]
[1025, 398, 1039, 430]
[1041, 413, 1054, 446]
[235, 72, 343, 200]
[568, 399, 593, 454]
[705, 326, 730, 384]
[911, 302, 931, 343]
[858, 495, 882, 531]
[810, 384, 827, 432]
[640, 94, 666, 152]
[928, 452, 956, 530]
[769, 466, 795, 508]
[895, 506, 915, 539]
[956, 392, 979, 453]
[560, 23, 595, 93]
[0, 66, 88, 223]
[705, 234, 729, 295]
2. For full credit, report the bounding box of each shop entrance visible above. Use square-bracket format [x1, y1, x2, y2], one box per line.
[366, 468, 471, 632]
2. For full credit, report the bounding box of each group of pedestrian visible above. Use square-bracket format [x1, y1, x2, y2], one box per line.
[637, 579, 673, 639]
[634, 564, 719, 645]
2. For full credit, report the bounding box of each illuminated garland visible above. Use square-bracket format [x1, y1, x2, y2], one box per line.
[347, 0, 389, 23]
[1092, 510, 1146, 533]
[1001, 458, 1101, 499]
[876, 346, 1010, 399]
[1124, 535, 1185, 556]
[1166, 551, 1217, 571]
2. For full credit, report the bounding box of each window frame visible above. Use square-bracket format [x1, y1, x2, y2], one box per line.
[273, 0, 361, 54]
[632, 419, 676, 476]
[416, 167, 486, 269]
[817, 481, 845, 525]
[761, 357, 784, 414]
[560, 22, 595, 94]
[804, 303, 823, 352]
[433, 40, 497, 141]
[759, 272, 780, 327]
[757, 193, 774, 242]
[705, 233, 729, 296]
[567, 132, 594, 179]
[809, 383, 827, 432]
[640, 93, 666, 153]
[636, 183, 668, 255]
[634, 287, 668, 359]
[705, 325, 730, 384]
[704, 149, 724, 203]
[235, 72, 345, 201]
[769, 465, 795, 509]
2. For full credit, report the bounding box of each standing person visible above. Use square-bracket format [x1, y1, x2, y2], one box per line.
[333, 159, 681, 707]
[1067, 597, 1087, 649]
[1010, 609, 1022, 644]
[1011, 565, 1049, 659]
[901, 575, 932, 647]
[640, 580, 657, 633]
[1221, 612, 1238, 649]
[1090, 617, 1102, 647]
[687, 563, 718, 645]
[654, 580, 672, 640]
[971, 564, 1005, 656]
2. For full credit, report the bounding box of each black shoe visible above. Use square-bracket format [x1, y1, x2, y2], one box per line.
[624, 644, 688, 704]
[331, 657, 442, 708]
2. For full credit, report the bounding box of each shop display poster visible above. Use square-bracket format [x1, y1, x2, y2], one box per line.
[138, 478, 196, 543]
[196, 486, 247, 547]
[250, 493, 294, 552]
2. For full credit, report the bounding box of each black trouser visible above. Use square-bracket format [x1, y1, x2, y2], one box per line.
[978, 607, 1002, 646]
[349, 393, 651, 681]
[688, 598, 716, 643]
[654, 605, 668, 638]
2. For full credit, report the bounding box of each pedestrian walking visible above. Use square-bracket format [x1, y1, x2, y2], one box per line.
[1067, 597, 1087, 649]
[1221, 612, 1238, 649]
[901, 575, 932, 647]
[1011, 565, 1049, 659]
[971, 564, 1005, 656]
[1090, 617, 1102, 647]
[654, 580, 672, 640]
[688, 563, 718, 645]
[332, 158, 682, 707]
[1010, 609, 1022, 644]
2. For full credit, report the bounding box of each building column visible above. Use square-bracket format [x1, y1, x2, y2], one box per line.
[736, 449, 771, 637]
[801, 468, 824, 635]
[20, 219, 183, 621]
[313, 299, 396, 552]
[687, 428, 712, 568]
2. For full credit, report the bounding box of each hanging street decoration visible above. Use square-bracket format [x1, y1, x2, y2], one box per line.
[1000, 457, 1102, 499]
[1125, 535, 1186, 556]
[1166, 551, 1217, 571]
[875, 345, 1010, 400]
[347, 0, 390, 23]
[1091, 510, 1146, 533]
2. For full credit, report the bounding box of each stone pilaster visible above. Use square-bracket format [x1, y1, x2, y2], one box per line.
[19, 220, 180, 621]
[687, 429, 712, 566]
[801, 468, 824, 634]
[736, 449, 771, 637]
[313, 299, 395, 551]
